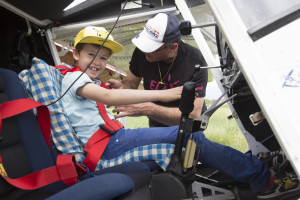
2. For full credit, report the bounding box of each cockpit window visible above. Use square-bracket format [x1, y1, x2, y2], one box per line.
[232, 0, 300, 29]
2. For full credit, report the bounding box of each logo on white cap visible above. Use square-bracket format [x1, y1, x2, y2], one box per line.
[144, 13, 168, 42]
[145, 24, 159, 39]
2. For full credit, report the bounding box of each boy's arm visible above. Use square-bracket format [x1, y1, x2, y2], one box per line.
[77, 83, 182, 106]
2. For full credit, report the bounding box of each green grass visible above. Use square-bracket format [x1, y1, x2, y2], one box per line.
[108, 107, 150, 129]
[125, 116, 150, 129]
[110, 101, 249, 153]
[204, 100, 248, 153]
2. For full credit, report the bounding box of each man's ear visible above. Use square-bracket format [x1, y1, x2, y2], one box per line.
[170, 43, 178, 51]
[169, 43, 178, 55]
[72, 48, 80, 61]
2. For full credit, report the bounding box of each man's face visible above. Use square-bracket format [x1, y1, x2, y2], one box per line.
[73, 43, 111, 80]
[144, 44, 171, 62]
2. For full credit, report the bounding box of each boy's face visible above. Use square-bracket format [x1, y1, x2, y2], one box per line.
[73, 43, 111, 80]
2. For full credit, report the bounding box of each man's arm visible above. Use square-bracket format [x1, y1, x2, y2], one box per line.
[113, 97, 204, 126]
[122, 71, 142, 89]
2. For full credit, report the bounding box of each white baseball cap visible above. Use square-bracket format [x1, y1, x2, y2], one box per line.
[132, 12, 181, 53]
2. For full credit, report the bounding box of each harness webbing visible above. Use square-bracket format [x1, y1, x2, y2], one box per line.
[0, 154, 82, 190]
[55, 65, 123, 172]
[0, 99, 50, 148]
[0, 99, 86, 190]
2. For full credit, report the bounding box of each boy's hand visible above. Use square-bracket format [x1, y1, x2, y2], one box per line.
[160, 86, 183, 102]
[106, 79, 122, 89]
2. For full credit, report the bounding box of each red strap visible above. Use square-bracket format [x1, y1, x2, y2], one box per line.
[54, 65, 71, 75]
[0, 99, 86, 189]
[82, 103, 122, 172]
[0, 113, 2, 134]
[0, 155, 79, 190]
[100, 81, 110, 89]
[84, 128, 110, 152]
[69, 66, 82, 73]
[54, 65, 81, 75]
[97, 102, 123, 131]
[56, 155, 80, 186]
[98, 82, 123, 131]
[83, 134, 111, 172]
[0, 99, 51, 149]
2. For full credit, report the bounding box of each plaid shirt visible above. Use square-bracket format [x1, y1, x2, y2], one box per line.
[19, 58, 174, 170]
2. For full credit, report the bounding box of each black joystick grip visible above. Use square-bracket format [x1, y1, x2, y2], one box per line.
[179, 82, 195, 116]
[179, 21, 192, 35]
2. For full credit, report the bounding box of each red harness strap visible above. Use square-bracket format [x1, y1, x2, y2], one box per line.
[0, 99, 86, 190]
[55, 65, 123, 172]
[0, 154, 82, 190]
[0, 99, 51, 149]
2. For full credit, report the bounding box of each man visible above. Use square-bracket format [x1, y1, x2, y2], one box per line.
[108, 12, 208, 127]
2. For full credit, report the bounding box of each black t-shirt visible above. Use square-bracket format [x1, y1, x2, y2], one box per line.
[130, 41, 208, 127]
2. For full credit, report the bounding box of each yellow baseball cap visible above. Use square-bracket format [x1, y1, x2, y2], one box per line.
[74, 26, 123, 54]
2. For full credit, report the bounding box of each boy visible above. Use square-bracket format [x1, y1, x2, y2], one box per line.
[52, 26, 300, 199]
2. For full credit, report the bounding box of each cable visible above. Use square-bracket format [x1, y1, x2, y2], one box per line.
[46, 0, 129, 106]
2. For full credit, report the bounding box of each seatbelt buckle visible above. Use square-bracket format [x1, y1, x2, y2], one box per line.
[75, 162, 87, 176]
[100, 123, 121, 135]
[76, 163, 97, 177]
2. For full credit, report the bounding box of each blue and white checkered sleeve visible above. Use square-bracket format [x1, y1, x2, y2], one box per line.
[19, 57, 86, 163]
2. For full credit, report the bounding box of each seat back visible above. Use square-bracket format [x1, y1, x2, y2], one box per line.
[0, 68, 67, 199]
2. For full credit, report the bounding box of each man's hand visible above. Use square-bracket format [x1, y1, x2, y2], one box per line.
[112, 102, 152, 118]
[106, 79, 123, 89]
[112, 97, 204, 126]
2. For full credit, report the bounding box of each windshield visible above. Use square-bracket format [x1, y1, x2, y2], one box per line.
[184, 3, 217, 56]
[231, 0, 300, 29]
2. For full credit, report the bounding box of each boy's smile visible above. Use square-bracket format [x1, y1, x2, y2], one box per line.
[73, 43, 112, 80]
[89, 66, 100, 71]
